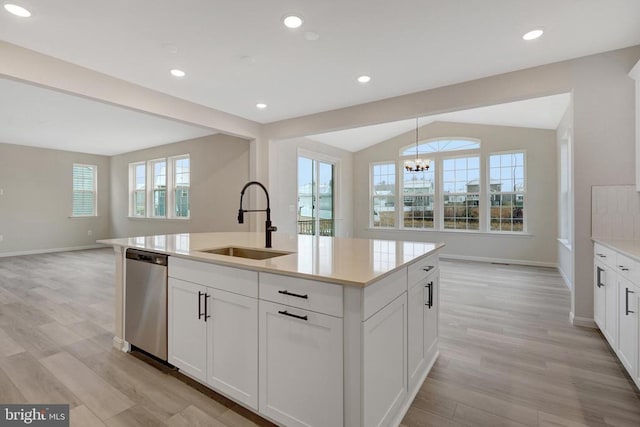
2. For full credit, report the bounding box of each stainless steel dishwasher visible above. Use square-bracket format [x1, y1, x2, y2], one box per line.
[125, 248, 168, 361]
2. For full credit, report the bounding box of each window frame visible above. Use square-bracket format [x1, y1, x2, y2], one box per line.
[440, 153, 482, 232]
[370, 161, 397, 229]
[487, 150, 527, 234]
[71, 163, 97, 217]
[128, 154, 190, 220]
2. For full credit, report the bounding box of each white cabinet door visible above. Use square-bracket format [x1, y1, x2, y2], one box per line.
[168, 278, 207, 382]
[207, 288, 258, 410]
[617, 278, 638, 377]
[424, 275, 439, 362]
[363, 293, 407, 427]
[407, 280, 426, 393]
[594, 261, 607, 330]
[259, 300, 343, 427]
[604, 269, 619, 348]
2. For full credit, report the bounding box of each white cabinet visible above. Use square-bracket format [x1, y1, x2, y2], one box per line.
[363, 293, 407, 427]
[617, 277, 638, 377]
[593, 241, 640, 391]
[407, 268, 439, 395]
[168, 258, 259, 410]
[207, 288, 258, 409]
[594, 262, 606, 330]
[258, 300, 343, 427]
[168, 278, 207, 382]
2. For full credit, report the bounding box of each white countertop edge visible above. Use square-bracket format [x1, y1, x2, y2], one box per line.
[592, 237, 640, 263]
[99, 235, 445, 288]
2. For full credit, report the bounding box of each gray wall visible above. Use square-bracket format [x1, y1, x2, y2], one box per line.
[0, 142, 110, 255]
[269, 137, 354, 237]
[354, 121, 557, 266]
[109, 134, 250, 237]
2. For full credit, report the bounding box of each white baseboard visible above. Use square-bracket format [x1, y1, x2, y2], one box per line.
[558, 267, 573, 290]
[570, 312, 597, 329]
[0, 244, 106, 258]
[112, 336, 130, 352]
[440, 253, 557, 268]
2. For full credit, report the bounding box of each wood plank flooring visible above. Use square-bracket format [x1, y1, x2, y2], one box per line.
[0, 249, 638, 426]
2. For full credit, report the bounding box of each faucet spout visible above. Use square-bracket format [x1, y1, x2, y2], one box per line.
[238, 181, 277, 248]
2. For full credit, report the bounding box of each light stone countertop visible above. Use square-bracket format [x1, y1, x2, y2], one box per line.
[98, 232, 444, 287]
[592, 238, 640, 263]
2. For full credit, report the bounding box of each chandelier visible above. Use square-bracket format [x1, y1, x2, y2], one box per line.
[404, 118, 430, 172]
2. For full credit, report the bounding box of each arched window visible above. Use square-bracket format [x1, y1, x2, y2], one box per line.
[400, 138, 480, 156]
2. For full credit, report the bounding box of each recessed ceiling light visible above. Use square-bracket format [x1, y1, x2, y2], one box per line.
[283, 15, 303, 29]
[522, 29, 544, 41]
[357, 75, 371, 84]
[4, 4, 31, 17]
[170, 69, 186, 78]
[256, 103, 267, 109]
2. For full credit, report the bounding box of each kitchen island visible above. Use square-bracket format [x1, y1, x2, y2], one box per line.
[99, 232, 444, 427]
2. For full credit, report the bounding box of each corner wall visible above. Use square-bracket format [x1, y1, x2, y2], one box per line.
[353, 121, 557, 266]
[0, 142, 110, 255]
[109, 134, 251, 237]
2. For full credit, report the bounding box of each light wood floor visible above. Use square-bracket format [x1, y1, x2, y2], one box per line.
[0, 249, 638, 427]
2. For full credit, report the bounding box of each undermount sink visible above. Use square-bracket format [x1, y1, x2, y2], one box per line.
[199, 246, 292, 260]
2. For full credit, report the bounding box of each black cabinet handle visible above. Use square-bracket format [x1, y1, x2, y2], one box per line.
[423, 266, 434, 272]
[198, 291, 204, 319]
[626, 288, 635, 315]
[618, 265, 630, 271]
[278, 290, 308, 299]
[278, 310, 308, 321]
[425, 281, 433, 308]
[596, 253, 606, 258]
[204, 294, 211, 321]
[596, 267, 604, 288]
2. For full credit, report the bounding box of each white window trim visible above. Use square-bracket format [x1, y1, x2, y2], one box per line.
[399, 136, 481, 157]
[171, 154, 191, 219]
[486, 150, 527, 234]
[128, 154, 190, 220]
[370, 160, 397, 229]
[72, 163, 97, 217]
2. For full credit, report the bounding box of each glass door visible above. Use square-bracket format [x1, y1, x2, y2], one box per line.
[298, 156, 335, 236]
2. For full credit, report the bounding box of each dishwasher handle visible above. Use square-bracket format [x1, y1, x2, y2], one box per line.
[126, 248, 168, 266]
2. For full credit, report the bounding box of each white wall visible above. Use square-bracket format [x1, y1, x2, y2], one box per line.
[110, 134, 251, 237]
[269, 137, 354, 237]
[0, 142, 110, 255]
[353, 121, 557, 266]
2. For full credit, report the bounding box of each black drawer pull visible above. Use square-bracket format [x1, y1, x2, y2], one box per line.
[626, 288, 635, 315]
[278, 290, 308, 299]
[425, 281, 433, 308]
[204, 293, 211, 321]
[596, 267, 604, 288]
[198, 291, 204, 319]
[423, 266, 434, 272]
[596, 253, 606, 258]
[278, 310, 308, 321]
[619, 265, 630, 271]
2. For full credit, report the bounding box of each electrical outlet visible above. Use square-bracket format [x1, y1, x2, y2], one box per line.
[88, 230, 93, 236]
[0, 234, 3, 242]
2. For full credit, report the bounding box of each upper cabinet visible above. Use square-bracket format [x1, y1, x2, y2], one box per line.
[629, 59, 640, 191]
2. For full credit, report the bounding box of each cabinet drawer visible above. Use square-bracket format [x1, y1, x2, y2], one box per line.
[169, 257, 258, 298]
[615, 252, 640, 285]
[408, 254, 439, 287]
[259, 273, 343, 318]
[363, 268, 407, 321]
[594, 243, 617, 268]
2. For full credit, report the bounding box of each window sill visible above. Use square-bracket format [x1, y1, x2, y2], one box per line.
[557, 238, 572, 251]
[367, 228, 532, 237]
[127, 216, 191, 222]
[69, 215, 100, 219]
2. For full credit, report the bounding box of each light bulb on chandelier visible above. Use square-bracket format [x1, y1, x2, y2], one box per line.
[404, 118, 430, 172]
